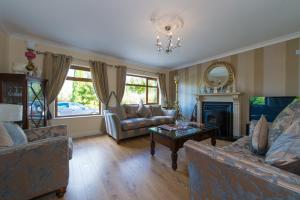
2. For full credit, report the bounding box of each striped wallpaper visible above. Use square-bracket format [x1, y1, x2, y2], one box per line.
[169, 38, 300, 135]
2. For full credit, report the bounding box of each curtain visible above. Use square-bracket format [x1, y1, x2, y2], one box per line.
[116, 65, 127, 103]
[42, 52, 72, 119]
[158, 73, 168, 107]
[89, 61, 109, 108]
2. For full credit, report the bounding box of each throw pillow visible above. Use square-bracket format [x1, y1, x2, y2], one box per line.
[265, 120, 300, 175]
[3, 122, 28, 145]
[136, 103, 151, 118]
[268, 99, 300, 148]
[249, 115, 269, 155]
[0, 122, 13, 147]
[124, 104, 139, 118]
[150, 105, 163, 116]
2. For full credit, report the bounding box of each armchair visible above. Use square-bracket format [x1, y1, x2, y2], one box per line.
[0, 125, 72, 200]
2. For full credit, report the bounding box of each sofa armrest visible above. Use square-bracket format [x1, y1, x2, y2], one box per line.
[24, 124, 68, 142]
[162, 109, 177, 118]
[184, 140, 300, 200]
[104, 111, 121, 140]
[0, 137, 69, 200]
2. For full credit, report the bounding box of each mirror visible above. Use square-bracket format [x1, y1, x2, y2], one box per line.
[204, 61, 234, 89]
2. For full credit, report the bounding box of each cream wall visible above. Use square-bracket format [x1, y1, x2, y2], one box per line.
[2, 34, 169, 138]
[0, 29, 9, 72]
[169, 38, 300, 135]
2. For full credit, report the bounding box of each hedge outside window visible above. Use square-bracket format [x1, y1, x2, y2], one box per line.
[55, 65, 100, 117]
[122, 74, 159, 104]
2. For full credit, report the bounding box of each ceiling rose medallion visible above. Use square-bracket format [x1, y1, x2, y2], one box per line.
[151, 14, 184, 54]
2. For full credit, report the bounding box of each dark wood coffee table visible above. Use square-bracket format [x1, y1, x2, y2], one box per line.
[149, 126, 217, 170]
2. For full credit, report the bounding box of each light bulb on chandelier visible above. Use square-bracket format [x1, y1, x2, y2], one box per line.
[151, 14, 184, 54]
[156, 26, 182, 54]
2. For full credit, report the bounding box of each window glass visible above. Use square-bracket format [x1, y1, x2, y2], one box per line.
[125, 75, 146, 85]
[67, 68, 92, 79]
[148, 79, 157, 87]
[56, 66, 100, 117]
[123, 85, 146, 104]
[148, 87, 158, 104]
[122, 75, 159, 104]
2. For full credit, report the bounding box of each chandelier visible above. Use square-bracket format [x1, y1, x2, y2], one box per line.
[156, 25, 181, 54]
[151, 14, 184, 54]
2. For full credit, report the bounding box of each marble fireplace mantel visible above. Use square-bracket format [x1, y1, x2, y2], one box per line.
[195, 92, 242, 137]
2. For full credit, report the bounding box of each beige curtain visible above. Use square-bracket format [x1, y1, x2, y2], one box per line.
[158, 73, 168, 107]
[42, 52, 72, 119]
[116, 65, 127, 103]
[89, 61, 109, 108]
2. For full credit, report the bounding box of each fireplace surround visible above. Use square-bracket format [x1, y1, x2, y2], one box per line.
[196, 92, 242, 138]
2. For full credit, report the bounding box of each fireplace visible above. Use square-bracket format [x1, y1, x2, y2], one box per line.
[202, 102, 233, 140]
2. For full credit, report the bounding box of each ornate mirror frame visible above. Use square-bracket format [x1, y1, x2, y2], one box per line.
[203, 61, 234, 89]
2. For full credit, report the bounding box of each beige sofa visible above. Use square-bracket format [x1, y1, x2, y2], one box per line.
[104, 104, 176, 143]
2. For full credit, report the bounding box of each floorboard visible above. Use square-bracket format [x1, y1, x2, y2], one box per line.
[37, 134, 230, 200]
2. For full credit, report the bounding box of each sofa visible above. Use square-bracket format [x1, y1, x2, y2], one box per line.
[185, 99, 300, 200]
[104, 104, 176, 143]
[0, 124, 73, 200]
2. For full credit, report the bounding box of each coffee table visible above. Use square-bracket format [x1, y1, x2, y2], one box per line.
[148, 126, 217, 170]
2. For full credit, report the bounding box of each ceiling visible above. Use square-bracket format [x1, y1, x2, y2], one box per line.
[0, 0, 300, 69]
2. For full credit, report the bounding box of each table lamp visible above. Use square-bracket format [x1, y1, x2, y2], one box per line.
[0, 104, 23, 122]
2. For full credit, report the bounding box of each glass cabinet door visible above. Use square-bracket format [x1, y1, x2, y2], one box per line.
[27, 80, 46, 128]
[1, 81, 24, 105]
[1, 80, 24, 128]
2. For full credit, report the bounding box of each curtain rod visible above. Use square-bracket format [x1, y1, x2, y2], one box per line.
[36, 50, 160, 75]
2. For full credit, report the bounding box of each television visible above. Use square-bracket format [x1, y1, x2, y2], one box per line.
[249, 96, 299, 122]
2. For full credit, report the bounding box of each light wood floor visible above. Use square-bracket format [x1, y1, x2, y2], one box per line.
[39, 135, 230, 200]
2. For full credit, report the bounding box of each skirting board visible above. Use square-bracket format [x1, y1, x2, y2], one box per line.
[71, 130, 105, 139]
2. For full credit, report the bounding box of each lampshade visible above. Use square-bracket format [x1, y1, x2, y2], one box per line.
[0, 104, 23, 122]
[174, 75, 179, 82]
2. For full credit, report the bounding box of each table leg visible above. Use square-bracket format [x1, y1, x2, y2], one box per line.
[211, 132, 216, 146]
[171, 151, 178, 170]
[151, 140, 155, 156]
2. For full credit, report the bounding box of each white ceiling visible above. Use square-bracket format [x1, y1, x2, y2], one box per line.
[0, 0, 300, 69]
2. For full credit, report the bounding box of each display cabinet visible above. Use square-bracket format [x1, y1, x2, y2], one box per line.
[0, 73, 47, 129]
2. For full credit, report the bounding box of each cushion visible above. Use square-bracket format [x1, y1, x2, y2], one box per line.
[249, 115, 269, 155]
[124, 104, 139, 118]
[222, 136, 265, 164]
[265, 120, 300, 175]
[136, 103, 152, 118]
[120, 118, 153, 131]
[150, 105, 163, 116]
[0, 122, 13, 147]
[3, 122, 28, 145]
[109, 105, 127, 120]
[268, 99, 300, 148]
[150, 116, 174, 125]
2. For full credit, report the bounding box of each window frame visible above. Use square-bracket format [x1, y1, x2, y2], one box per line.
[124, 74, 159, 105]
[55, 65, 101, 118]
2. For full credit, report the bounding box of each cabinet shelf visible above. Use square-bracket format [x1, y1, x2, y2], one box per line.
[0, 73, 47, 129]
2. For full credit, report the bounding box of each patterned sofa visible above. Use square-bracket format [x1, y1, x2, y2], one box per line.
[0, 125, 72, 200]
[185, 99, 300, 200]
[104, 104, 176, 143]
[185, 139, 300, 200]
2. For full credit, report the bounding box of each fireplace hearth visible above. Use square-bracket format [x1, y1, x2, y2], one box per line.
[202, 102, 233, 140]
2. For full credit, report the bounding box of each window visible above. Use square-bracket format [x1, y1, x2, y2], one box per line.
[122, 74, 159, 104]
[56, 65, 100, 117]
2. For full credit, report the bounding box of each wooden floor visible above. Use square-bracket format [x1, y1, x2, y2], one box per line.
[38, 135, 230, 200]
